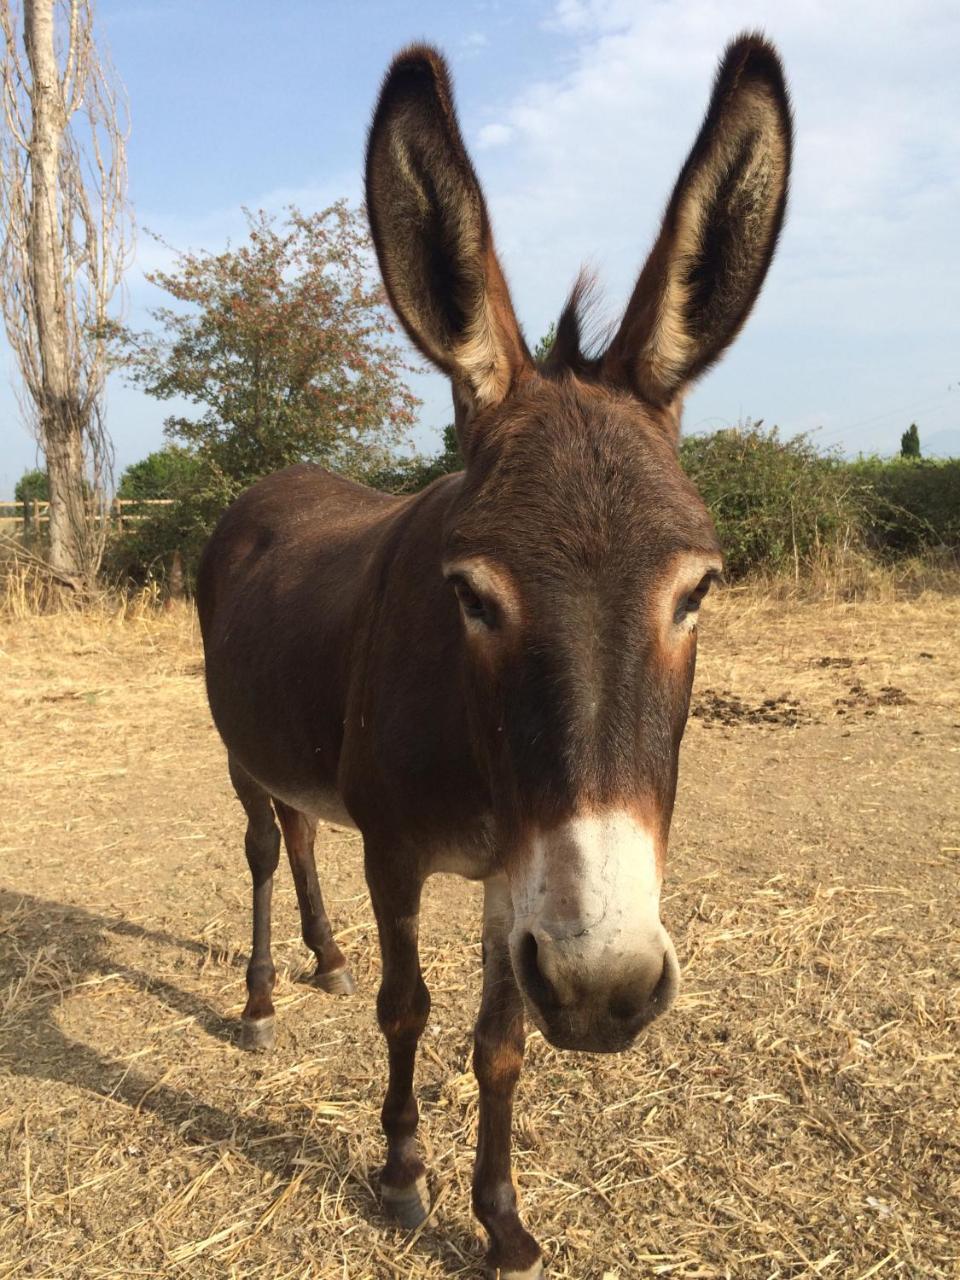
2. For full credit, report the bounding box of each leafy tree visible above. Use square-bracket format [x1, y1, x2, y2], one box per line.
[120, 203, 419, 492]
[110, 204, 419, 587]
[117, 446, 201, 500]
[900, 422, 921, 459]
[14, 468, 48, 504]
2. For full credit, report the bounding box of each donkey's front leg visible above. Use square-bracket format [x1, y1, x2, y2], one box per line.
[368, 860, 432, 1228]
[473, 875, 543, 1278]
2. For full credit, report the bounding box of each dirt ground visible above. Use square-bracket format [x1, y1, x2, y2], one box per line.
[0, 589, 958, 1279]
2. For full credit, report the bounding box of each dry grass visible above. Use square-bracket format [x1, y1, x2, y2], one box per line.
[0, 553, 168, 623]
[0, 582, 958, 1278]
[725, 545, 960, 605]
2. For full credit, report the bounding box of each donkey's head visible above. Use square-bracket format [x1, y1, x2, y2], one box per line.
[367, 35, 791, 1052]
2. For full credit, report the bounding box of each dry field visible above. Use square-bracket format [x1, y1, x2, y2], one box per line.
[0, 588, 958, 1279]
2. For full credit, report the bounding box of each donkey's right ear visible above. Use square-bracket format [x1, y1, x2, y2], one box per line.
[366, 46, 529, 422]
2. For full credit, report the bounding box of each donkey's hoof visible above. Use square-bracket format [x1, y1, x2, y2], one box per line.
[239, 1015, 275, 1052]
[490, 1262, 545, 1280]
[316, 965, 356, 996]
[381, 1174, 431, 1229]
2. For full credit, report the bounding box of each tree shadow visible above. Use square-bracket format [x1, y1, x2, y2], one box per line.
[0, 888, 481, 1276]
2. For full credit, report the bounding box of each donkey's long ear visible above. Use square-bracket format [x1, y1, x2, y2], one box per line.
[366, 46, 529, 422]
[602, 33, 792, 411]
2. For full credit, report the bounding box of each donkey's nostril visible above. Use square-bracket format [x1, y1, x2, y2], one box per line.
[611, 977, 650, 1018]
[609, 950, 673, 1024]
[517, 931, 561, 1014]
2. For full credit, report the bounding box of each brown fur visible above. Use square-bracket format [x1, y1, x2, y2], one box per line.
[197, 32, 792, 1273]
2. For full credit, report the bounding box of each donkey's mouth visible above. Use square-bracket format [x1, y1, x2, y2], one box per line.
[520, 995, 659, 1055]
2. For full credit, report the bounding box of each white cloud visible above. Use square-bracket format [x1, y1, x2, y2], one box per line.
[477, 122, 514, 149]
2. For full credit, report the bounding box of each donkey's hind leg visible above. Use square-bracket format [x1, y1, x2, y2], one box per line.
[228, 755, 281, 1051]
[274, 800, 356, 996]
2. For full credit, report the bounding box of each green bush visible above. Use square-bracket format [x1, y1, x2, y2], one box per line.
[849, 456, 960, 555]
[679, 424, 870, 578]
[104, 459, 238, 590]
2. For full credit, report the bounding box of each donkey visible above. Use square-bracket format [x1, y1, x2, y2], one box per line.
[197, 33, 791, 1278]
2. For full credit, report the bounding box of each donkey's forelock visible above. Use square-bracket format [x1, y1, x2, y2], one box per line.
[446, 377, 719, 570]
[536, 271, 611, 383]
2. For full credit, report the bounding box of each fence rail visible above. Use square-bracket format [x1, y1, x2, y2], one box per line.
[0, 498, 174, 533]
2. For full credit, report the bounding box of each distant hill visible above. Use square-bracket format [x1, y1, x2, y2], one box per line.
[921, 429, 960, 459]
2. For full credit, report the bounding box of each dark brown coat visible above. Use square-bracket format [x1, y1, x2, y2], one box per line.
[197, 33, 792, 1276]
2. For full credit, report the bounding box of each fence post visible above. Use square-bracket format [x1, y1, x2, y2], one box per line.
[164, 549, 185, 610]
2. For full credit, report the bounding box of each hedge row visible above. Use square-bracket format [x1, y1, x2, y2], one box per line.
[681, 426, 960, 576]
[103, 425, 959, 588]
[847, 455, 960, 555]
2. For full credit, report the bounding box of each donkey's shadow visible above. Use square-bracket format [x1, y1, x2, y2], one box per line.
[0, 888, 478, 1275]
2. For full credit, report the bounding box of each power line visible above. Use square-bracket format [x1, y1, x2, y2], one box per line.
[814, 387, 955, 448]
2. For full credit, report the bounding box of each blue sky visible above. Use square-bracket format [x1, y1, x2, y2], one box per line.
[2, 0, 959, 495]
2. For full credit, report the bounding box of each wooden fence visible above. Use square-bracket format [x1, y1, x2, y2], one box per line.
[0, 498, 173, 534]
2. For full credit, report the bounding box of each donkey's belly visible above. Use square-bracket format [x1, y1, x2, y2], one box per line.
[428, 843, 497, 880]
[263, 778, 359, 830]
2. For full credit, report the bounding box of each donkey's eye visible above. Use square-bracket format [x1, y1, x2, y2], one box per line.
[676, 573, 714, 623]
[451, 576, 495, 627]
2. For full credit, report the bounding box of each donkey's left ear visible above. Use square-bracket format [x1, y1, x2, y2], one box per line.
[602, 33, 792, 411]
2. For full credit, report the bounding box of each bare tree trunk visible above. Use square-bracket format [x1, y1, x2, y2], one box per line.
[1, 0, 131, 589]
[45, 418, 86, 576]
[24, 0, 85, 581]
